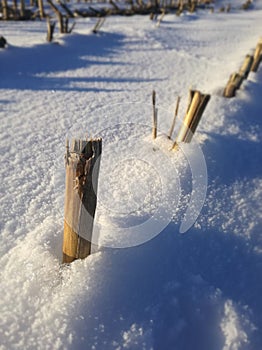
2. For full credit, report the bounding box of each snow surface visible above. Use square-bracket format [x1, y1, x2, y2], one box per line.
[1, 3, 262, 350]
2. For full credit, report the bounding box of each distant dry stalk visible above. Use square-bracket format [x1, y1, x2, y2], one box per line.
[251, 41, 262, 72]
[58, 0, 74, 18]
[176, 0, 184, 16]
[2, 0, 8, 19]
[168, 96, 181, 139]
[46, 17, 56, 42]
[20, 0, 25, 17]
[38, 0, 45, 18]
[242, 0, 252, 10]
[226, 3, 231, 12]
[12, 0, 18, 17]
[47, 0, 65, 33]
[109, 0, 120, 11]
[93, 18, 106, 34]
[189, 0, 196, 13]
[152, 90, 157, 139]
[156, 10, 165, 27]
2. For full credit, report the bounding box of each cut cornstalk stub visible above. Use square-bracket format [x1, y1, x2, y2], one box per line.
[93, 18, 106, 34]
[251, 42, 262, 72]
[173, 90, 210, 148]
[156, 11, 165, 27]
[168, 96, 181, 139]
[152, 90, 157, 139]
[153, 108, 158, 139]
[2, 0, 8, 20]
[46, 18, 56, 42]
[38, 0, 45, 19]
[223, 73, 244, 98]
[239, 54, 254, 79]
[63, 138, 102, 264]
[242, 0, 252, 10]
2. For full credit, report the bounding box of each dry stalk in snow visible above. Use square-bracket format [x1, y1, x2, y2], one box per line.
[63, 138, 102, 263]
[173, 90, 210, 148]
[152, 90, 158, 139]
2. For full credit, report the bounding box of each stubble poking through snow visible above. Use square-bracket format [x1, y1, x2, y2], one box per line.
[1, 5, 262, 350]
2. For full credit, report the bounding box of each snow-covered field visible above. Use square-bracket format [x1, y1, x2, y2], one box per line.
[1, 2, 262, 349]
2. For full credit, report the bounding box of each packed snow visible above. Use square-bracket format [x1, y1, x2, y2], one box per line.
[0, 2, 262, 349]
